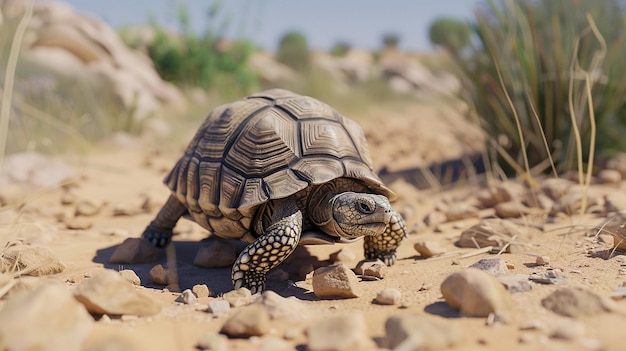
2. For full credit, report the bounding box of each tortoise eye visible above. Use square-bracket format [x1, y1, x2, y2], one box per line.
[356, 201, 374, 214]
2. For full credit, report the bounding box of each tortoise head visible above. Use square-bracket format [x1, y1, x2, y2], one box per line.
[329, 192, 392, 239]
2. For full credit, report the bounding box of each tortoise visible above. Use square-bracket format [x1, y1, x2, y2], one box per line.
[141, 89, 407, 293]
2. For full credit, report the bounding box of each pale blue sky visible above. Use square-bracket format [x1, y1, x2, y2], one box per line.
[60, 0, 479, 52]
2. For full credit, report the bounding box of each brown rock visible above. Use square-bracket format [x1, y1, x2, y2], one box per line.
[74, 269, 162, 316]
[440, 268, 510, 318]
[193, 239, 237, 268]
[312, 264, 362, 298]
[149, 264, 171, 285]
[353, 260, 387, 278]
[306, 312, 374, 351]
[253, 290, 308, 320]
[598, 169, 622, 185]
[192, 284, 211, 298]
[414, 240, 446, 258]
[64, 216, 93, 230]
[329, 247, 357, 264]
[444, 203, 479, 221]
[476, 184, 515, 208]
[109, 238, 158, 264]
[385, 313, 461, 350]
[494, 200, 531, 218]
[196, 332, 228, 351]
[220, 304, 270, 338]
[0, 283, 93, 351]
[0, 244, 65, 276]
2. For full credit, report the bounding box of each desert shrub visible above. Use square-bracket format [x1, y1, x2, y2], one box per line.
[428, 18, 472, 56]
[124, 4, 259, 96]
[276, 31, 310, 72]
[330, 41, 351, 57]
[445, 0, 626, 176]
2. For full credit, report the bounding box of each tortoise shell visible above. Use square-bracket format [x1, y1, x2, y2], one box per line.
[165, 89, 395, 241]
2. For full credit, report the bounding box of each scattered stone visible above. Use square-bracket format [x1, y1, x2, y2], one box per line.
[192, 284, 211, 298]
[353, 260, 387, 279]
[375, 288, 402, 305]
[220, 304, 270, 338]
[475, 184, 515, 208]
[329, 247, 357, 264]
[423, 211, 447, 227]
[457, 219, 531, 252]
[64, 216, 94, 230]
[196, 332, 228, 351]
[109, 238, 158, 264]
[312, 264, 362, 298]
[494, 200, 531, 218]
[598, 169, 622, 185]
[75, 199, 102, 216]
[540, 178, 572, 201]
[253, 290, 308, 320]
[610, 286, 626, 300]
[468, 258, 509, 276]
[193, 240, 237, 268]
[149, 264, 171, 285]
[529, 269, 568, 285]
[385, 313, 461, 350]
[207, 299, 231, 316]
[541, 287, 613, 318]
[119, 269, 140, 286]
[547, 319, 586, 340]
[112, 203, 139, 216]
[0, 244, 65, 276]
[0, 283, 93, 351]
[440, 268, 510, 318]
[414, 240, 446, 258]
[444, 203, 479, 221]
[306, 312, 374, 351]
[535, 255, 551, 266]
[223, 287, 252, 307]
[497, 274, 532, 293]
[179, 289, 197, 305]
[74, 269, 162, 316]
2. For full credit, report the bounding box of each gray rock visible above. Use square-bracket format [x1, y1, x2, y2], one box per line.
[353, 260, 387, 279]
[196, 332, 228, 351]
[193, 239, 237, 268]
[253, 290, 308, 320]
[440, 268, 510, 318]
[207, 299, 231, 316]
[74, 269, 161, 316]
[118, 269, 140, 286]
[223, 287, 252, 307]
[468, 258, 509, 276]
[220, 304, 270, 338]
[375, 288, 402, 305]
[180, 289, 197, 305]
[312, 264, 362, 298]
[0, 244, 65, 276]
[529, 269, 568, 285]
[0, 283, 93, 351]
[385, 313, 461, 350]
[497, 274, 532, 293]
[541, 287, 612, 318]
[306, 312, 374, 351]
[109, 238, 158, 264]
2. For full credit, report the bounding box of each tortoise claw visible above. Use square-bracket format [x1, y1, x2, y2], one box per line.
[141, 226, 173, 248]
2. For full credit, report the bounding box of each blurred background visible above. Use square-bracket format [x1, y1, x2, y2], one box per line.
[1, 0, 625, 180]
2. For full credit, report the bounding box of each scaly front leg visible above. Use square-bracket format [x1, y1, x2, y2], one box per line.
[364, 210, 407, 266]
[232, 210, 302, 294]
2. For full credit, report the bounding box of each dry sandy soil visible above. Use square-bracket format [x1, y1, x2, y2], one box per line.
[2, 102, 626, 351]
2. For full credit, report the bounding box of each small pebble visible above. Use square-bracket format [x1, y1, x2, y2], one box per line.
[223, 288, 252, 307]
[220, 304, 270, 338]
[375, 288, 402, 305]
[149, 264, 170, 285]
[192, 284, 211, 298]
[535, 255, 551, 266]
[118, 269, 140, 286]
[180, 289, 197, 305]
[207, 300, 230, 316]
[353, 260, 386, 279]
[469, 258, 509, 276]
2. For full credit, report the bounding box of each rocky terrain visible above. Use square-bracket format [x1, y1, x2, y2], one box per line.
[2, 103, 626, 351]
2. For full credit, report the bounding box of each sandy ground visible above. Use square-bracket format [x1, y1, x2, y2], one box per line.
[2, 103, 626, 351]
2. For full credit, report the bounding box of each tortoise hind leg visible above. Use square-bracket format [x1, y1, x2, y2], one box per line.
[364, 210, 407, 266]
[141, 195, 188, 247]
[232, 199, 302, 294]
